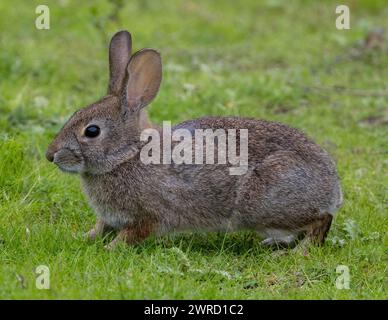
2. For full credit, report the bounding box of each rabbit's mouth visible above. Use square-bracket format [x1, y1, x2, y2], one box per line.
[52, 148, 85, 173]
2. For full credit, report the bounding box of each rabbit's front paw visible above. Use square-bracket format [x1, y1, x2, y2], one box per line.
[104, 220, 156, 249]
[104, 240, 119, 250]
[86, 228, 98, 241]
[104, 231, 127, 250]
[86, 219, 112, 242]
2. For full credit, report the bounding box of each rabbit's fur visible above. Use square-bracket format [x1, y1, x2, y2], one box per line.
[46, 31, 342, 249]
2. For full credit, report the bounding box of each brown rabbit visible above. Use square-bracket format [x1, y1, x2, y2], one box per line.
[46, 30, 343, 249]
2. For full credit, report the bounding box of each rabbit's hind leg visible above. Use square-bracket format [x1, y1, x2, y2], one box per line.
[260, 229, 305, 249]
[293, 213, 333, 253]
[305, 213, 333, 246]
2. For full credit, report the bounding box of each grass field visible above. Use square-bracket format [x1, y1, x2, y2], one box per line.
[0, 0, 387, 299]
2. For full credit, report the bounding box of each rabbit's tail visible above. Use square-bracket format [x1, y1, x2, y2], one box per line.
[336, 185, 343, 209]
[326, 181, 343, 216]
[332, 182, 343, 213]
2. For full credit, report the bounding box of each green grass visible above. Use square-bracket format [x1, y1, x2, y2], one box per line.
[0, 0, 387, 299]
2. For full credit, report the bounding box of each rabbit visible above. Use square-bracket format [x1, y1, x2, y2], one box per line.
[46, 30, 343, 250]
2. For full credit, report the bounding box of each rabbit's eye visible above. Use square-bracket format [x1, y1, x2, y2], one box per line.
[84, 125, 100, 138]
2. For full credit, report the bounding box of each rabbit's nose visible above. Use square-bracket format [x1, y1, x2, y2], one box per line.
[46, 150, 55, 162]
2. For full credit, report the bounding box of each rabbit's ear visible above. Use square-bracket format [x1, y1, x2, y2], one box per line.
[108, 30, 132, 95]
[125, 49, 162, 112]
